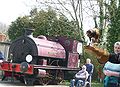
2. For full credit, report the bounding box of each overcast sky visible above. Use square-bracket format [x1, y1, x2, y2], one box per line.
[0, 0, 96, 33]
[0, 0, 33, 25]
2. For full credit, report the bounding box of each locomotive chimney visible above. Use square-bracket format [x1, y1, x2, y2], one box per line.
[25, 28, 35, 36]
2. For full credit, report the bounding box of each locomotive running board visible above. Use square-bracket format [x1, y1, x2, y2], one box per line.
[0, 62, 34, 74]
[34, 65, 80, 71]
[0, 62, 80, 75]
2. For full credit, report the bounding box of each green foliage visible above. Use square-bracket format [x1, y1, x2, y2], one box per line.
[106, 1, 120, 52]
[91, 82, 104, 87]
[8, 8, 80, 41]
[62, 80, 103, 87]
[8, 16, 32, 41]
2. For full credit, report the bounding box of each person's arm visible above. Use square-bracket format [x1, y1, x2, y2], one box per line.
[75, 71, 89, 79]
[103, 61, 120, 77]
[75, 74, 86, 79]
[103, 69, 120, 77]
[75, 71, 84, 78]
[90, 64, 94, 75]
[85, 72, 89, 81]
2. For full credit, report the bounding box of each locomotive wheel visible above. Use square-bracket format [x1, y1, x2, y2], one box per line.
[39, 76, 52, 85]
[16, 76, 25, 83]
[56, 70, 64, 80]
[52, 70, 64, 85]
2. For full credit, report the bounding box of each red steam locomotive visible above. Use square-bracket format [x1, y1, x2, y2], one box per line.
[0, 29, 83, 85]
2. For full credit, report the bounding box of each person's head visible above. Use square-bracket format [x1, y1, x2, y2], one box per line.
[82, 65, 87, 71]
[86, 58, 91, 64]
[114, 42, 120, 54]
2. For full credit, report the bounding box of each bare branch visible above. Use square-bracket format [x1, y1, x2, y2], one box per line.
[57, 0, 75, 20]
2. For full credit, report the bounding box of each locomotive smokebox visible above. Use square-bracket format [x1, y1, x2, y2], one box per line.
[9, 28, 38, 63]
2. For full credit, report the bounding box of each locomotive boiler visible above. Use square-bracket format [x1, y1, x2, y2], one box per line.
[0, 29, 83, 85]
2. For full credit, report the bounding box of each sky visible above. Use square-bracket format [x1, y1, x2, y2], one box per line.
[0, 0, 96, 33]
[0, 0, 32, 25]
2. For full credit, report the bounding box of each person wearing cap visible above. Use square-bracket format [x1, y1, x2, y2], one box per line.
[70, 65, 89, 87]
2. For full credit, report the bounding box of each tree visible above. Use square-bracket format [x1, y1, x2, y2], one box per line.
[8, 16, 31, 41]
[29, 0, 85, 41]
[106, 0, 120, 52]
[33, 0, 110, 43]
[8, 8, 78, 41]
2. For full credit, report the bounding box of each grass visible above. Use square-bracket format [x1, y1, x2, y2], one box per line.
[60, 80, 104, 87]
[91, 82, 103, 87]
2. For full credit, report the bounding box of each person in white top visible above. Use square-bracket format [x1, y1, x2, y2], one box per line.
[70, 65, 89, 87]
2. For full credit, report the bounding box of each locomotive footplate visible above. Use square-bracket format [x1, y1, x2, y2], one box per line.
[33, 65, 80, 71]
[0, 61, 80, 74]
[0, 61, 34, 74]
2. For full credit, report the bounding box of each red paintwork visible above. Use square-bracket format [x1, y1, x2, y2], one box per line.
[0, 62, 33, 74]
[57, 37, 79, 53]
[33, 38, 66, 59]
[67, 53, 79, 68]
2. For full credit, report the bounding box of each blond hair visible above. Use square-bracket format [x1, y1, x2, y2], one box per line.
[86, 58, 91, 64]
